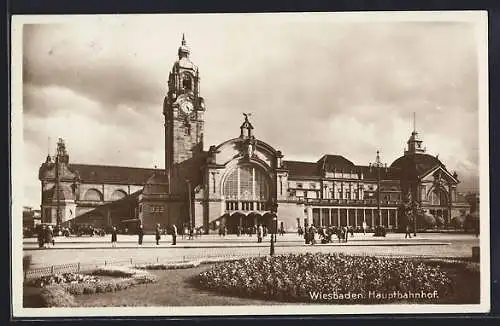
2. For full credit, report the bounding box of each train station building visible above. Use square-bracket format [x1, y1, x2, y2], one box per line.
[38, 36, 471, 233]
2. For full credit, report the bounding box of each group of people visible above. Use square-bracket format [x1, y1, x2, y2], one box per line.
[231, 224, 286, 238]
[109, 223, 180, 247]
[302, 225, 356, 245]
[37, 225, 55, 248]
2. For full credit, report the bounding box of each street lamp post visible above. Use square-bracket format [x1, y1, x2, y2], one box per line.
[369, 150, 387, 228]
[186, 179, 193, 237]
[270, 199, 278, 256]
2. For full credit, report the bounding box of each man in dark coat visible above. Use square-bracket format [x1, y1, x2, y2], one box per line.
[405, 224, 412, 239]
[38, 225, 45, 248]
[155, 224, 161, 245]
[137, 224, 144, 246]
[111, 226, 117, 247]
[171, 224, 177, 245]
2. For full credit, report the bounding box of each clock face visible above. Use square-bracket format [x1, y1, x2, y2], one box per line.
[180, 101, 194, 115]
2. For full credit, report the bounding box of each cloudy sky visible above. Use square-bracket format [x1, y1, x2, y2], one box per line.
[19, 13, 484, 208]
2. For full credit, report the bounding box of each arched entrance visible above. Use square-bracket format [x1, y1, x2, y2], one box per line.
[227, 212, 245, 234]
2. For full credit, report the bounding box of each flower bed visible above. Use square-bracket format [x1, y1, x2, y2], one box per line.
[197, 253, 455, 303]
[134, 261, 201, 270]
[91, 266, 148, 278]
[25, 273, 100, 288]
[26, 266, 158, 307]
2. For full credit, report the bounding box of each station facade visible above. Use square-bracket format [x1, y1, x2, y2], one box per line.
[38, 36, 471, 233]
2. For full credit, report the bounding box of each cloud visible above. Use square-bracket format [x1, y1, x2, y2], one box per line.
[19, 15, 483, 207]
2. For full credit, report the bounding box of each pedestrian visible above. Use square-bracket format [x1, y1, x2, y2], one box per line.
[350, 226, 354, 237]
[155, 224, 161, 245]
[257, 224, 263, 243]
[137, 224, 144, 246]
[171, 224, 177, 245]
[237, 225, 242, 237]
[189, 227, 194, 240]
[183, 226, 188, 239]
[343, 226, 348, 243]
[111, 226, 117, 247]
[309, 225, 316, 245]
[362, 221, 367, 235]
[405, 224, 412, 239]
[279, 222, 284, 236]
[37, 226, 45, 248]
[46, 225, 54, 248]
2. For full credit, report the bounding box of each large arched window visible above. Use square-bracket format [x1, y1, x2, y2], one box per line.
[429, 187, 448, 206]
[83, 189, 103, 201]
[223, 165, 270, 201]
[111, 189, 127, 201]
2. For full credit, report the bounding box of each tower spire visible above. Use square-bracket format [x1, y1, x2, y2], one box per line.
[413, 112, 416, 133]
[178, 33, 190, 58]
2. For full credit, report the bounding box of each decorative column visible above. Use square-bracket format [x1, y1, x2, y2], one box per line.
[346, 209, 350, 227]
[319, 208, 323, 227]
[354, 209, 358, 228]
[395, 209, 398, 228]
[337, 208, 340, 226]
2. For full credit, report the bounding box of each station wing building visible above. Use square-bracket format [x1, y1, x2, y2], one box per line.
[38, 36, 471, 233]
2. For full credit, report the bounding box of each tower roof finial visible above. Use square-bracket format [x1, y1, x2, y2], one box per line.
[178, 33, 190, 58]
[413, 111, 416, 133]
[240, 113, 254, 138]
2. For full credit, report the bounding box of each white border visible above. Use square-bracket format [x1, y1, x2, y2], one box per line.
[11, 11, 490, 317]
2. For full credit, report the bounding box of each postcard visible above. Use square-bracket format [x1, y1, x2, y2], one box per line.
[11, 11, 490, 317]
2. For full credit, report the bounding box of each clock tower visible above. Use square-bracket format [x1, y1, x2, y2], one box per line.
[163, 34, 206, 192]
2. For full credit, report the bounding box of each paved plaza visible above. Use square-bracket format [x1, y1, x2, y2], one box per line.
[23, 233, 480, 269]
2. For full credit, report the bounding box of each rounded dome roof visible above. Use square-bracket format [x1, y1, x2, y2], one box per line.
[390, 153, 444, 175]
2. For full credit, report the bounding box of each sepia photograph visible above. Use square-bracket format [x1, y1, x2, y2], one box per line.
[11, 11, 489, 317]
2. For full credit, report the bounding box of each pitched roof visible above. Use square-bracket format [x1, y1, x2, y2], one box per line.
[358, 165, 401, 181]
[317, 154, 355, 170]
[70, 164, 157, 185]
[282, 160, 320, 178]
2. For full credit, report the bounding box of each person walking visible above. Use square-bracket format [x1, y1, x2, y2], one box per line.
[343, 226, 348, 243]
[111, 226, 117, 247]
[155, 224, 161, 245]
[309, 225, 316, 245]
[171, 224, 177, 245]
[257, 224, 263, 243]
[137, 224, 144, 246]
[362, 221, 367, 235]
[405, 224, 412, 239]
[46, 225, 54, 248]
[279, 222, 285, 236]
[38, 226, 45, 248]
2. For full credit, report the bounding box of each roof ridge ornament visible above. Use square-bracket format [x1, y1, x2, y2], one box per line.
[240, 113, 254, 139]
